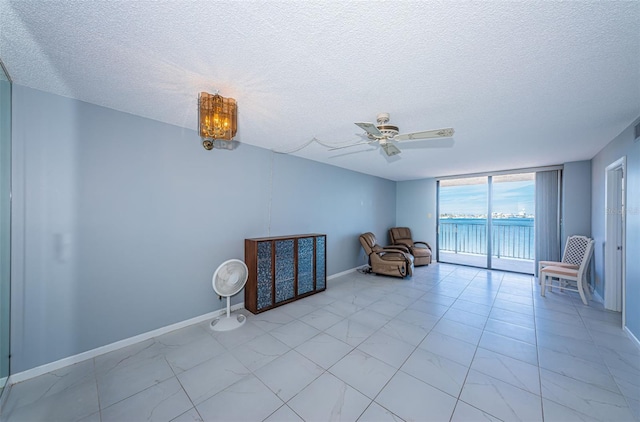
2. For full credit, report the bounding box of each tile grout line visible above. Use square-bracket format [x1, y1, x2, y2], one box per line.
[533, 274, 546, 422]
[449, 271, 505, 422]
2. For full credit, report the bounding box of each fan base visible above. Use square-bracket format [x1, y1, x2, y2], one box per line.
[210, 314, 246, 332]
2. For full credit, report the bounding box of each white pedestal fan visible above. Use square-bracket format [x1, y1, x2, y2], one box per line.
[210, 259, 248, 331]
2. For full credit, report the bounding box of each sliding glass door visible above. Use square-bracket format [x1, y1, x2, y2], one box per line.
[438, 177, 488, 268]
[438, 172, 535, 273]
[491, 174, 535, 273]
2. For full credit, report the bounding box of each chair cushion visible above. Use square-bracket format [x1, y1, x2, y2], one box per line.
[360, 232, 376, 250]
[379, 251, 406, 261]
[390, 227, 412, 242]
[411, 246, 431, 258]
[541, 265, 578, 277]
[395, 239, 415, 248]
[539, 261, 578, 270]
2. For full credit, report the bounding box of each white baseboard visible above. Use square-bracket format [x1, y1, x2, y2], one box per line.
[593, 290, 604, 304]
[7, 268, 362, 385]
[0, 376, 9, 415]
[8, 303, 245, 385]
[327, 266, 364, 280]
[624, 326, 640, 351]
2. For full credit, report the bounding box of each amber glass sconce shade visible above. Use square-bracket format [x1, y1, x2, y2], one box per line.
[198, 92, 237, 150]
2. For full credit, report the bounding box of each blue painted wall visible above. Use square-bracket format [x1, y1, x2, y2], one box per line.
[562, 160, 592, 244]
[10, 83, 638, 374]
[561, 161, 593, 288]
[396, 178, 437, 250]
[10, 85, 396, 372]
[591, 117, 640, 340]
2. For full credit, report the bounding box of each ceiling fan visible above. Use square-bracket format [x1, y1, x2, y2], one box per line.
[331, 113, 455, 156]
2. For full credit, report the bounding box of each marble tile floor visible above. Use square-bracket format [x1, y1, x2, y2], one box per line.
[2, 263, 639, 422]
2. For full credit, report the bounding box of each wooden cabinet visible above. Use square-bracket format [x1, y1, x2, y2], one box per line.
[245, 234, 326, 314]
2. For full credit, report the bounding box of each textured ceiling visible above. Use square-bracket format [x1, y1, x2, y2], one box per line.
[1, 1, 639, 181]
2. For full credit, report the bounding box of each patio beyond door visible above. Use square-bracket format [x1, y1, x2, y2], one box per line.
[437, 173, 535, 274]
[438, 177, 489, 268]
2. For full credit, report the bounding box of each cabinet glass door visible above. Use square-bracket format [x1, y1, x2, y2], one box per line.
[256, 241, 273, 310]
[297, 237, 314, 295]
[274, 239, 295, 303]
[315, 236, 326, 290]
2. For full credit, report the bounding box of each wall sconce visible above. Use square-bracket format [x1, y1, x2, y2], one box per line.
[198, 92, 237, 150]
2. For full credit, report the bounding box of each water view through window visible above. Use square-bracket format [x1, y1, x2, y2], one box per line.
[438, 173, 535, 273]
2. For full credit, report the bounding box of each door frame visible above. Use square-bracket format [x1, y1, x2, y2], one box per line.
[604, 156, 626, 323]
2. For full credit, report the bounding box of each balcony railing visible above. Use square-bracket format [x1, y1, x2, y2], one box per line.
[439, 220, 534, 260]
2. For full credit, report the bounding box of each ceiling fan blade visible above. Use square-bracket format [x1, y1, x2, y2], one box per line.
[400, 138, 455, 150]
[381, 148, 402, 163]
[328, 140, 375, 151]
[381, 142, 401, 156]
[394, 128, 455, 141]
[328, 146, 377, 159]
[355, 122, 383, 138]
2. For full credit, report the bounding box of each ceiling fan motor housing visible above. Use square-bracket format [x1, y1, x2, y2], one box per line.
[373, 113, 399, 138]
[352, 112, 454, 156]
[376, 125, 399, 138]
[376, 112, 391, 124]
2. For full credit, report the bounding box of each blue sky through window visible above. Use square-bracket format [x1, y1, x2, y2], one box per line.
[440, 179, 534, 217]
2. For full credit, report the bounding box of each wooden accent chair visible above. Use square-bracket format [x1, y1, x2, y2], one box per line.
[538, 235, 591, 284]
[540, 238, 594, 305]
[359, 232, 414, 278]
[388, 227, 432, 266]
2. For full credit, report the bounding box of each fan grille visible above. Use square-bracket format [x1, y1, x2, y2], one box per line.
[213, 259, 248, 296]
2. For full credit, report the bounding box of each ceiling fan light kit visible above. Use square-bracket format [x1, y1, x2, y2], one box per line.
[341, 113, 455, 157]
[356, 113, 399, 139]
[272, 112, 454, 157]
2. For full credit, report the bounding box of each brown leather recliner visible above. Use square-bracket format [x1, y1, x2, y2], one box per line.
[359, 232, 414, 278]
[389, 227, 432, 266]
